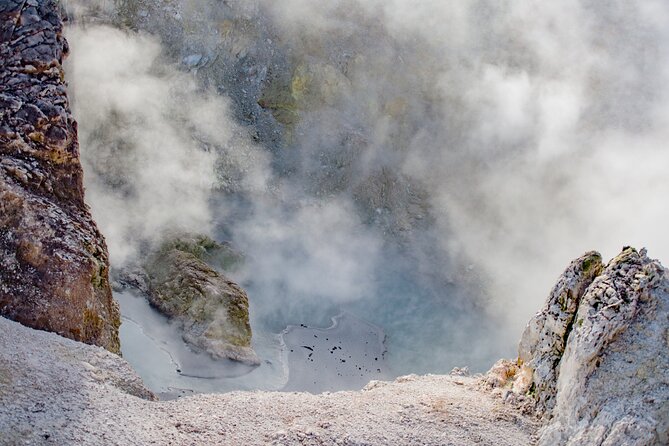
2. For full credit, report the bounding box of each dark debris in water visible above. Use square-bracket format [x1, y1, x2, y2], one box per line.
[282, 312, 390, 393]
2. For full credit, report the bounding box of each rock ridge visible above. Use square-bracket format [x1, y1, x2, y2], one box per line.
[488, 247, 669, 446]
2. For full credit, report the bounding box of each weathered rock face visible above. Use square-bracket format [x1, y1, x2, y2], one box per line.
[488, 247, 669, 446]
[517, 251, 604, 414]
[143, 235, 259, 365]
[0, 1, 120, 352]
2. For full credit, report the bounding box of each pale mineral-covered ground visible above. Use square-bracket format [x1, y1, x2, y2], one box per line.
[0, 316, 538, 446]
[1, 246, 668, 445]
[1, 1, 668, 445]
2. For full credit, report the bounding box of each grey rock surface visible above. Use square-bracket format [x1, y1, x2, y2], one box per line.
[518, 251, 604, 414]
[541, 248, 669, 445]
[488, 247, 669, 446]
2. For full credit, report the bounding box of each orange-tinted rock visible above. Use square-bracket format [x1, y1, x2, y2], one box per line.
[0, 0, 120, 353]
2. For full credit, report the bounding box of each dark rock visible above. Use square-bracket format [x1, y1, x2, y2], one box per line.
[0, 0, 120, 353]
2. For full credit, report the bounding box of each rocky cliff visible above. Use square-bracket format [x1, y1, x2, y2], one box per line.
[0, 0, 119, 352]
[488, 247, 669, 445]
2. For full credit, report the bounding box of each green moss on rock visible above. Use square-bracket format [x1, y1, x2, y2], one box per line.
[581, 252, 604, 277]
[258, 61, 350, 140]
[156, 234, 245, 273]
[144, 235, 258, 365]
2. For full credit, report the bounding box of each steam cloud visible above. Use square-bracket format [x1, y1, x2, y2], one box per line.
[64, 0, 669, 371]
[65, 22, 271, 266]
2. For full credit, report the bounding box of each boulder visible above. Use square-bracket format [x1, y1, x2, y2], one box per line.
[0, 0, 120, 353]
[144, 235, 259, 365]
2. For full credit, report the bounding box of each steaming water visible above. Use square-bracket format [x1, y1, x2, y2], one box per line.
[282, 312, 390, 393]
[65, 0, 669, 397]
[117, 291, 285, 397]
[117, 291, 389, 396]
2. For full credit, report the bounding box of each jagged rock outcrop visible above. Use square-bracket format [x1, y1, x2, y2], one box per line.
[517, 250, 604, 414]
[143, 235, 259, 365]
[0, 1, 119, 352]
[488, 247, 669, 445]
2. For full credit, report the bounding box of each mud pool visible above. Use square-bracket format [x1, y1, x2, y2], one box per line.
[116, 292, 389, 397]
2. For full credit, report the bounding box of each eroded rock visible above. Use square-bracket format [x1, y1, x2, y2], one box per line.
[144, 235, 259, 365]
[542, 248, 669, 445]
[489, 248, 669, 445]
[0, 0, 119, 352]
[517, 251, 603, 414]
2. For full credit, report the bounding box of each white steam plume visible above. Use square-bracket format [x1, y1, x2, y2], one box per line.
[63, 0, 669, 371]
[65, 24, 270, 266]
[260, 0, 669, 338]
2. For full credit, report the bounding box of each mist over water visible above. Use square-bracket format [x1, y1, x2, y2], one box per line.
[64, 0, 669, 387]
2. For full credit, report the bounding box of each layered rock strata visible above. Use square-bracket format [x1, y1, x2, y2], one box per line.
[0, 0, 119, 352]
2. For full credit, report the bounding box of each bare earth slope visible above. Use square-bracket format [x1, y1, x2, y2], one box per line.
[0, 316, 538, 446]
[1, 247, 667, 445]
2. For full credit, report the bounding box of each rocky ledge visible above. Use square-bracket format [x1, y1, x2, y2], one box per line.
[0, 315, 538, 445]
[0, 0, 119, 352]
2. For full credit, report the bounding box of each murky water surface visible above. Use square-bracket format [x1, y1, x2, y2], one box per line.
[116, 291, 388, 397]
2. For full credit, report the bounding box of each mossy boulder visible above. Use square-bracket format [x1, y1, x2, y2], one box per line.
[158, 234, 245, 273]
[144, 235, 258, 365]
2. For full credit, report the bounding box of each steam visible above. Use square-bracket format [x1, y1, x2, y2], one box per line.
[63, 0, 669, 372]
[260, 0, 669, 333]
[65, 24, 270, 266]
[233, 196, 381, 305]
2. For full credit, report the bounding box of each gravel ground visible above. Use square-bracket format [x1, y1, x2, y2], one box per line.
[0, 317, 538, 445]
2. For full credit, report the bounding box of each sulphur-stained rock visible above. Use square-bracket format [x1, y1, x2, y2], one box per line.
[259, 61, 351, 126]
[490, 248, 669, 445]
[144, 235, 259, 365]
[0, 1, 120, 352]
